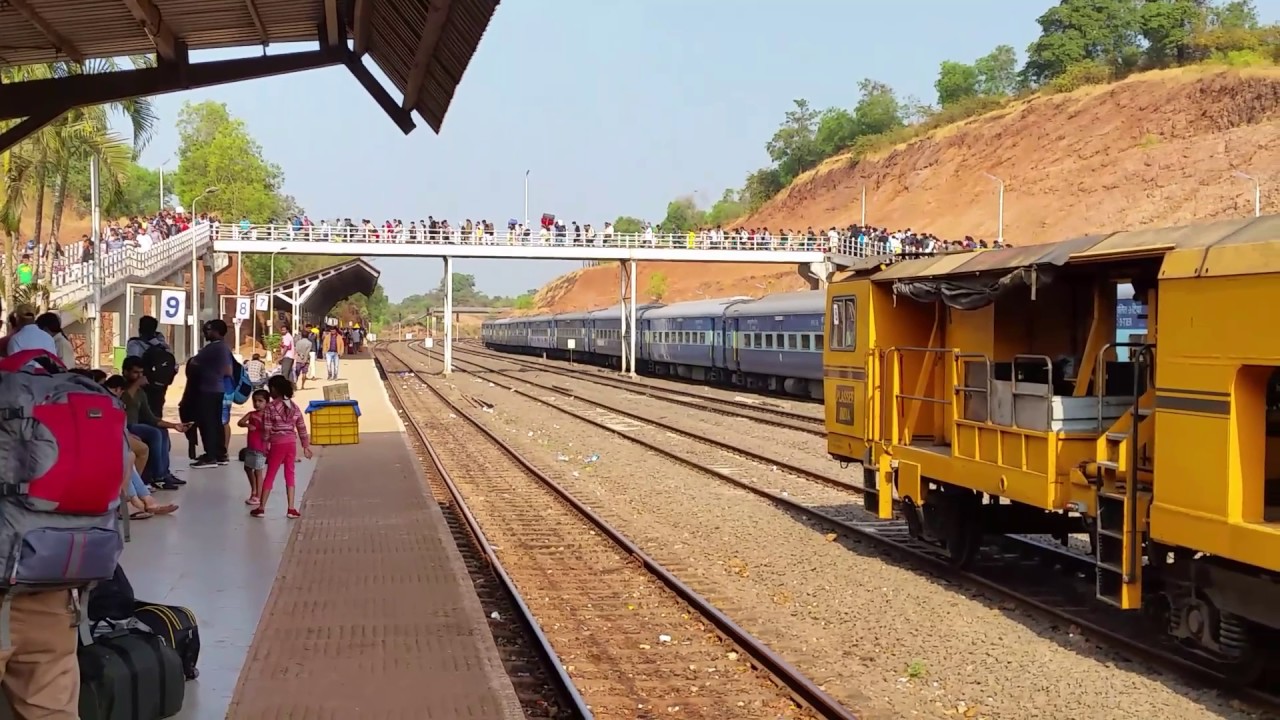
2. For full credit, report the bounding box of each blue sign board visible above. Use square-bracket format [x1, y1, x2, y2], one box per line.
[1117, 299, 1147, 331]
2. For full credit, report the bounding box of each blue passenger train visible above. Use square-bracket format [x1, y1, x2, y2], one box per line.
[481, 291, 826, 399]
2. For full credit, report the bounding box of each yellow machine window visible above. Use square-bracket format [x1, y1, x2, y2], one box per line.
[830, 296, 857, 350]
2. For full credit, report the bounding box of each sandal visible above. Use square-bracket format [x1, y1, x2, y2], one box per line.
[150, 504, 178, 515]
[129, 511, 153, 520]
[245, 496, 260, 506]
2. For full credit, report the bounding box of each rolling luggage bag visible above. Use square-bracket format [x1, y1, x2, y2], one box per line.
[134, 602, 201, 680]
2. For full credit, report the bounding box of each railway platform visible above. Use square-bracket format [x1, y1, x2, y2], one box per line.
[123, 355, 524, 719]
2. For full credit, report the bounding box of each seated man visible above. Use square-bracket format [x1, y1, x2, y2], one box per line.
[108, 365, 189, 489]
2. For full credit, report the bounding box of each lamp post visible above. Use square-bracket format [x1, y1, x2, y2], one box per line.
[158, 155, 173, 211]
[267, 246, 286, 335]
[981, 172, 1004, 244]
[860, 185, 866, 226]
[189, 186, 218, 353]
[523, 169, 530, 231]
[1234, 171, 1261, 217]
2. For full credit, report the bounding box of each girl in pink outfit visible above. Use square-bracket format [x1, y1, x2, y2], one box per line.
[237, 389, 270, 506]
[251, 375, 313, 519]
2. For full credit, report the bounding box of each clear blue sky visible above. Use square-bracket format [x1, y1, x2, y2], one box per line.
[126, 0, 1280, 301]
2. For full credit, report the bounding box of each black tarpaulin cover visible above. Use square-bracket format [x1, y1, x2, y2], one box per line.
[892, 266, 1049, 311]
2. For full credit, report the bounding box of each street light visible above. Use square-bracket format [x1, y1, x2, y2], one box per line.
[523, 169, 530, 230]
[189, 186, 219, 353]
[981, 172, 1004, 244]
[1234, 170, 1261, 218]
[158, 155, 173, 211]
[267, 245, 288, 347]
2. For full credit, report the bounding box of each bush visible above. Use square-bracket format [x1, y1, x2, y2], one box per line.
[1047, 61, 1114, 94]
[645, 272, 667, 301]
[1209, 49, 1273, 67]
[1044, 61, 1116, 94]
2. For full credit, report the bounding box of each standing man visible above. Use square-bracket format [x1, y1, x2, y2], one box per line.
[278, 324, 295, 382]
[190, 320, 233, 468]
[322, 325, 345, 380]
[126, 315, 177, 417]
[293, 331, 313, 391]
[307, 325, 321, 381]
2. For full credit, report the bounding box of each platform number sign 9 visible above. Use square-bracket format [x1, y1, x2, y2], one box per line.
[159, 289, 186, 326]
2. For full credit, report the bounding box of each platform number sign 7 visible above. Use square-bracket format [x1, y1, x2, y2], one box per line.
[159, 289, 186, 326]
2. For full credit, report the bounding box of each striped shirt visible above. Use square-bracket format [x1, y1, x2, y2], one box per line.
[261, 397, 310, 448]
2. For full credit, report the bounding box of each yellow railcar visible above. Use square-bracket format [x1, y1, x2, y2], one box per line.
[824, 216, 1280, 673]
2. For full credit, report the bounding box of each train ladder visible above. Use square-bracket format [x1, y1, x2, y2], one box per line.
[1095, 349, 1155, 609]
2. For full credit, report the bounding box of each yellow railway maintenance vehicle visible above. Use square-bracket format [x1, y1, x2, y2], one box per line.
[824, 215, 1280, 674]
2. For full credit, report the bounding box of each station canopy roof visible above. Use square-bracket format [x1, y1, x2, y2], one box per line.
[0, 0, 500, 150]
[253, 257, 380, 321]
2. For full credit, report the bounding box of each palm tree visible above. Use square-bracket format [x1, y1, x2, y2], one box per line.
[42, 58, 158, 297]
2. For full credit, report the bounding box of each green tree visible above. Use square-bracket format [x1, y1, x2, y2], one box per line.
[657, 196, 705, 234]
[613, 216, 644, 234]
[765, 99, 823, 183]
[172, 101, 285, 221]
[741, 167, 784, 212]
[704, 188, 746, 227]
[1021, 0, 1144, 86]
[974, 45, 1020, 95]
[1208, 0, 1259, 28]
[935, 61, 980, 106]
[814, 108, 860, 157]
[852, 79, 905, 138]
[1140, 0, 1208, 66]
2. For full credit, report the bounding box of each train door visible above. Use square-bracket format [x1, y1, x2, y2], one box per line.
[824, 280, 874, 459]
[725, 317, 739, 371]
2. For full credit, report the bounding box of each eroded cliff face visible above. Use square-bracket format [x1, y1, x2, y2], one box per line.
[742, 67, 1280, 245]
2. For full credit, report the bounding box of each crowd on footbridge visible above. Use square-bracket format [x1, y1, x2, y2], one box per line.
[222, 215, 1009, 258]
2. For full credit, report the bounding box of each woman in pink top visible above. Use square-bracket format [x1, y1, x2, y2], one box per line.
[251, 375, 313, 518]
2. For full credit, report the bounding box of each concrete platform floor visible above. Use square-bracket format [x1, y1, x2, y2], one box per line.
[122, 359, 365, 719]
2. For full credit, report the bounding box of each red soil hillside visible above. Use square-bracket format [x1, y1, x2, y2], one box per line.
[533, 262, 812, 313]
[532, 66, 1280, 312]
[744, 66, 1280, 242]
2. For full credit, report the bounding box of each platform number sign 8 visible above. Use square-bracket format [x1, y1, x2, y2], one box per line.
[159, 289, 186, 326]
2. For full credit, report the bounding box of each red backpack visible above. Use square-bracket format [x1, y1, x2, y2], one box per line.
[0, 349, 125, 595]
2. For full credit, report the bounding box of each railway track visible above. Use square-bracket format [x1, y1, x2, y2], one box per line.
[395, 341, 1280, 711]
[375, 343, 856, 720]
[454, 340, 824, 435]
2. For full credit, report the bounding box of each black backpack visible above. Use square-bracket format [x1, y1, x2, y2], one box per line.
[140, 340, 178, 387]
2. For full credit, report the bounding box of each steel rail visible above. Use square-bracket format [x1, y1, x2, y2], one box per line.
[377, 343, 859, 720]
[374, 347, 593, 720]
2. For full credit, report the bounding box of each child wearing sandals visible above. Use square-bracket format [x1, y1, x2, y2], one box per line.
[250, 375, 313, 518]
[237, 389, 270, 507]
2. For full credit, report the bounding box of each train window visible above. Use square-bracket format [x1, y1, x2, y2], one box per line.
[764, 334, 774, 349]
[830, 297, 857, 350]
[787, 334, 798, 350]
[801, 334, 811, 351]
[816, 332, 825, 349]
[753, 332, 763, 348]
[702, 332, 709, 344]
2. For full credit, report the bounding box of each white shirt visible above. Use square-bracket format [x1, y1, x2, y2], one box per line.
[6, 324, 58, 357]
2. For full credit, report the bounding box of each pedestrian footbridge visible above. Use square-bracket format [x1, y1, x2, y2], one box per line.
[210, 224, 829, 263]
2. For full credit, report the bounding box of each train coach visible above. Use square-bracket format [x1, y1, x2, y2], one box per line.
[822, 214, 1280, 676]
[481, 293, 827, 399]
[725, 290, 824, 399]
[639, 297, 749, 383]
